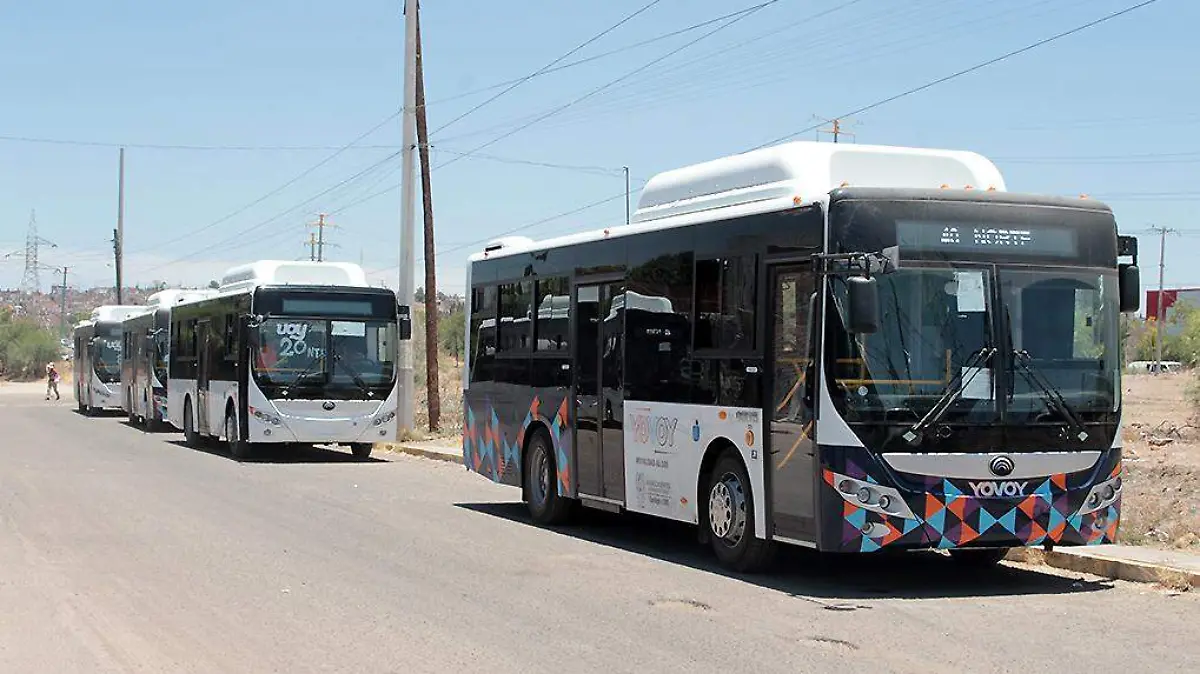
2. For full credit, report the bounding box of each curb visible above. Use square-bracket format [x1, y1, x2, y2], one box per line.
[376, 442, 461, 464]
[1007, 547, 1200, 588]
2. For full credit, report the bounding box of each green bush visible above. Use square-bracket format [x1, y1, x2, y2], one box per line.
[0, 311, 62, 380]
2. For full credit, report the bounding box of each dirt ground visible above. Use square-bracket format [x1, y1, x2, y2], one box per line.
[1120, 372, 1200, 550]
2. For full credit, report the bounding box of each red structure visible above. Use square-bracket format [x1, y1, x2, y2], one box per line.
[1146, 287, 1200, 320]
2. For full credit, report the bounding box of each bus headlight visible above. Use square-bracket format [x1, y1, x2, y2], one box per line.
[373, 409, 396, 427]
[1076, 473, 1123, 516]
[249, 406, 281, 426]
[827, 471, 916, 521]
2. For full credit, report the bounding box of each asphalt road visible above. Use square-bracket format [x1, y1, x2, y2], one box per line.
[1, 383, 1197, 674]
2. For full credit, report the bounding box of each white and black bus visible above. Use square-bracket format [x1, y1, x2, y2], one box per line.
[120, 288, 218, 430]
[167, 261, 409, 461]
[462, 141, 1140, 572]
[73, 305, 149, 415]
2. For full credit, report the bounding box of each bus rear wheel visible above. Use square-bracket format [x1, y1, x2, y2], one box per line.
[524, 430, 572, 525]
[350, 443, 373, 461]
[705, 451, 774, 573]
[183, 400, 199, 447]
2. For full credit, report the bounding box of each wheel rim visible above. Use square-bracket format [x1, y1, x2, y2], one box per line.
[226, 415, 236, 445]
[709, 471, 747, 545]
[531, 445, 551, 506]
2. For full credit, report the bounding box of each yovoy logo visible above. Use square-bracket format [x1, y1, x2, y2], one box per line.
[968, 480, 1029, 498]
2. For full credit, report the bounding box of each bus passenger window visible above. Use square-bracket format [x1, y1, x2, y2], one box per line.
[695, 255, 756, 351]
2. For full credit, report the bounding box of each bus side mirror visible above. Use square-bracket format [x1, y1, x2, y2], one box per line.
[1119, 264, 1140, 313]
[398, 304, 413, 340]
[846, 276, 880, 334]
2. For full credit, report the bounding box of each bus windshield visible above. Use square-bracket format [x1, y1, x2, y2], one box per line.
[94, 335, 122, 382]
[828, 265, 997, 422]
[253, 318, 397, 397]
[153, 331, 169, 386]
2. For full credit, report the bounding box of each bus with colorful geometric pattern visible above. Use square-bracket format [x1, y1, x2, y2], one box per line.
[461, 141, 1140, 572]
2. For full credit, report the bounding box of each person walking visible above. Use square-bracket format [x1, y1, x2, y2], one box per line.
[46, 362, 61, 401]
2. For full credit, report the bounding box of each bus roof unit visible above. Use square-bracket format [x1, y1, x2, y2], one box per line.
[145, 288, 220, 307]
[90, 305, 151, 324]
[218, 260, 370, 293]
[469, 142, 1006, 262]
[633, 141, 1006, 225]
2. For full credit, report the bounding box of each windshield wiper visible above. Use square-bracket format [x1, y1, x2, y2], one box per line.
[1011, 349, 1089, 442]
[333, 354, 374, 398]
[282, 357, 325, 398]
[903, 346, 996, 446]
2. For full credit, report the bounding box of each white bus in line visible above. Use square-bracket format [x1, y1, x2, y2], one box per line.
[462, 141, 1140, 572]
[73, 305, 151, 415]
[120, 288, 220, 430]
[166, 260, 411, 461]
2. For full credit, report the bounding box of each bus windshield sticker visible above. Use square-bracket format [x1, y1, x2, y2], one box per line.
[960, 366, 993, 400]
[954, 270, 986, 313]
[331, 321, 366, 337]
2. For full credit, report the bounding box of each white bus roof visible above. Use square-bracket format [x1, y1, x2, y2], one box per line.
[470, 141, 1006, 262]
[146, 287, 220, 307]
[218, 260, 370, 293]
[90, 305, 151, 324]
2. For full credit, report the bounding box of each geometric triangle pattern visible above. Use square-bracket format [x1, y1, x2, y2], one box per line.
[821, 456, 1123, 552]
[463, 393, 574, 496]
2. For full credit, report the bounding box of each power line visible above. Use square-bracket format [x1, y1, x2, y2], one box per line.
[431, 0, 782, 173]
[752, 0, 1163, 150]
[428, 0, 665, 137]
[127, 112, 401, 255]
[0, 134, 401, 151]
[140, 150, 404, 272]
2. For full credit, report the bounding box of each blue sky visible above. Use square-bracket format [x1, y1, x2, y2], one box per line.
[0, 0, 1193, 300]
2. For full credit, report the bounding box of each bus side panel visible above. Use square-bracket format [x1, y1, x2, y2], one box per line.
[463, 385, 572, 494]
[622, 400, 767, 538]
[816, 444, 1123, 552]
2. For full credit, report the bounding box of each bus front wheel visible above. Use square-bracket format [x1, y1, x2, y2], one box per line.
[226, 411, 251, 462]
[524, 430, 572, 526]
[705, 450, 774, 573]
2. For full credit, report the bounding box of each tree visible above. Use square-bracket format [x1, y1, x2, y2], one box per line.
[439, 311, 465, 365]
[208, 280, 220, 289]
[0, 311, 61, 380]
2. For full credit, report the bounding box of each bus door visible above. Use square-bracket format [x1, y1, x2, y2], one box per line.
[573, 279, 627, 502]
[765, 262, 819, 541]
[196, 319, 213, 435]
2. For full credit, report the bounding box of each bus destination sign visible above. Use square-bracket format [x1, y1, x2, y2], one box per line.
[897, 219, 1078, 257]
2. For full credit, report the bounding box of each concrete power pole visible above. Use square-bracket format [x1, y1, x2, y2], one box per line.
[309, 213, 335, 262]
[116, 148, 126, 304]
[1151, 225, 1176, 373]
[414, 6, 441, 432]
[59, 266, 69, 338]
[397, 0, 419, 436]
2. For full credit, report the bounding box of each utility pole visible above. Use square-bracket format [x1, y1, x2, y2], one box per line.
[307, 213, 336, 262]
[815, 116, 857, 144]
[397, 0, 419, 436]
[112, 228, 122, 303]
[116, 147, 126, 304]
[308, 232, 318, 261]
[57, 266, 69, 339]
[1151, 225, 1176, 374]
[414, 4, 441, 432]
[624, 166, 631, 225]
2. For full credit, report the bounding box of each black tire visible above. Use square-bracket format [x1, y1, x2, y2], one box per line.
[350, 443, 373, 461]
[524, 430, 573, 525]
[226, 410, 250, 461]
[948, 548, 1009, 569]
[705, 450, 775, 573]
[183, 400, 199, 447]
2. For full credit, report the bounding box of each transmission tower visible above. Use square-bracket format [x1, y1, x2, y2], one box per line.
[21, 210, 57, 295]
